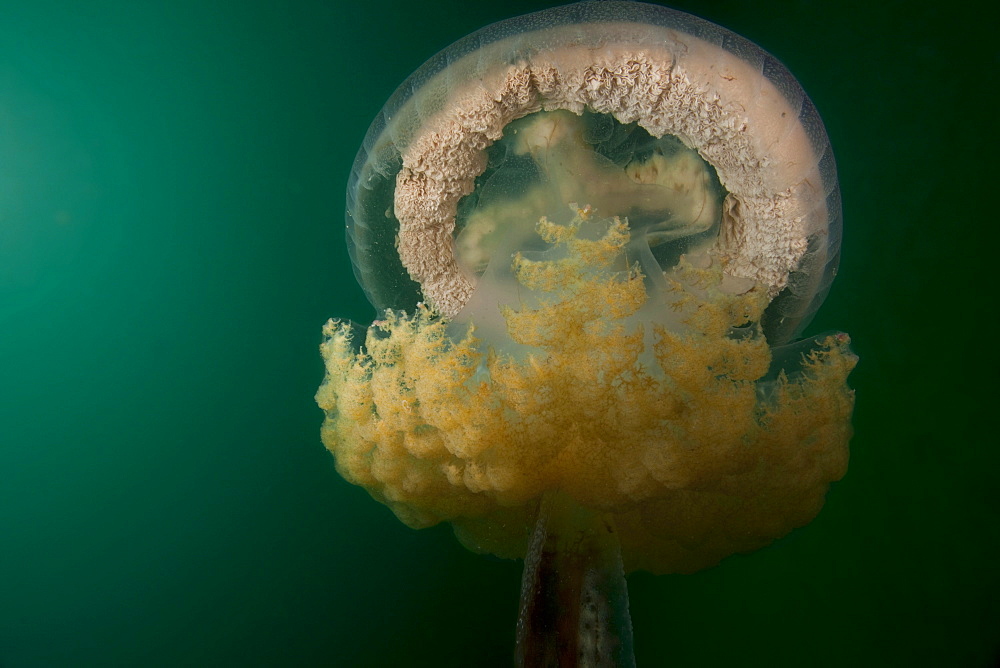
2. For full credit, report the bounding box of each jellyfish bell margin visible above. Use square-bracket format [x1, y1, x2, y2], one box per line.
[320, 2, 855, 665]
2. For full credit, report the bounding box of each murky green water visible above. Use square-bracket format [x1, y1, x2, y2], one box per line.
[0, 1, 994, 666]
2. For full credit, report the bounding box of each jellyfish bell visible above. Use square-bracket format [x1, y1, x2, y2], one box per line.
[322, 1, 855, 663]
[346, 1, 841, 346]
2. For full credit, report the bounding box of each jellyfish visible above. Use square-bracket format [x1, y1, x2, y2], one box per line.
[317, 2, 856, 665]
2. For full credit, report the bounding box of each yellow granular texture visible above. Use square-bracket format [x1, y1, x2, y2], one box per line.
[316, 216, 855, 574]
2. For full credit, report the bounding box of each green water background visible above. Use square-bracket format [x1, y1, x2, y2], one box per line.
[1, 1, 994, 666]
